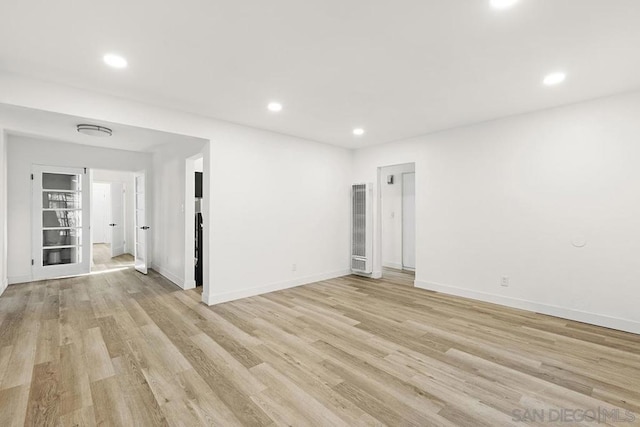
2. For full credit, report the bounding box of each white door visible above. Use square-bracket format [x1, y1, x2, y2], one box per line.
[402, 172, 416, 270]
[32, 165, 90, 280]
[110, 182, 125, 257]
[134, 172, 149, 274]
[91, 183, 110, 244]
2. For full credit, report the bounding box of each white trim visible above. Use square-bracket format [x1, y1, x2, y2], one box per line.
[415, 280, 640, 335]
[382, 262, 403, 270]
[183, 279, 196, 290]
[0, 278, 7, 296]
[204, 269, 351, 305]
[353, 269, 382, 279]
[8, 274, 32, 285]
[150, 263, 184, 288]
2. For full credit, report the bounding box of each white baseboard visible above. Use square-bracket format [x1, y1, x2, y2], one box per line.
[204, 269, 351, 306]
[8, 275, 32, 285]
[353, 269, 383, 279]
[383, 262, 403, 270]
[183, 279, 196, 290]
[0, 278, 7, 296]
[150, 263, 185, 289]
[415, 280, 640, 335]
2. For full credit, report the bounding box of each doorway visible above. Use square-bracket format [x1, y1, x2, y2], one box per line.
[379, 163, 416, 285]
[184, 154, 204, 290]
[91, 169, 135, 271]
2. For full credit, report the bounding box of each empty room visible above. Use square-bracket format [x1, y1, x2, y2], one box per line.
[0, 0, 639, 426]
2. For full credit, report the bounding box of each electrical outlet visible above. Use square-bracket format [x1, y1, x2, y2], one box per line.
[501, 276, 509, 287]
[292, 264, 297, 272]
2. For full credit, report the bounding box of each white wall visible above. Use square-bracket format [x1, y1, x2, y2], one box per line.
[205, 130, 351, 304]
[92, 169, 136, 254]
[0, 72, 353, 305]
[380, 163, 415, 269]
[352, 91, 640, 334]
[6, 134, 152, 284]
[0, 129, 7, 295]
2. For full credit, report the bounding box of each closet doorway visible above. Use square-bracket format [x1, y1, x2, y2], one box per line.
[184, 154, 204, 290]
[379, 163, 416, 285]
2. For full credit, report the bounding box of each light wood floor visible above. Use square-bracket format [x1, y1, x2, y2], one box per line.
[382, 267, 416, 286]
[0, 263, 639, 426]
[92, 243, 134, 272]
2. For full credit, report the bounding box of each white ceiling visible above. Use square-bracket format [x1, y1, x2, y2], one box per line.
[0, 103, 205, 152]
[1, 0, 639, 148]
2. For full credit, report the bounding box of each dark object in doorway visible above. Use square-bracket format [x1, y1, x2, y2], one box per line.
[195, 212, 203, 286]
[195, 172, 203, 198]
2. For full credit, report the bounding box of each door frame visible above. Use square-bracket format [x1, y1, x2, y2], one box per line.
[401, 172, 416, 271]
[375, 162, 416, 281]
[183, 154, 203, 289]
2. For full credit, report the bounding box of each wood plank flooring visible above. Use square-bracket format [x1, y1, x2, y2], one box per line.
[382, 267, 416, 287]
[91, 243, 134, 272]
[0, 259, 639, 426]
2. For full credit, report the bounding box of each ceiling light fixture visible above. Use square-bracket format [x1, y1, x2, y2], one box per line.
[77, 124, 113, 137]
[267, 102, 283, 112]
[353, 128, 365, 136]
[490, 0, 519, 9]
[103, 53, 128, 69]
[543, 72, 567, 86]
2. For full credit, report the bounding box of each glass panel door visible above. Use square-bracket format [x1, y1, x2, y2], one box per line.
[134, 172, 149, 274]
[32, 166, 90, 280]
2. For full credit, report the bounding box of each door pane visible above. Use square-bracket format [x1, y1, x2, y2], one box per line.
[135, 194, 145, 210]
[135, 227, 146, 245]
[42, 173, 81, 191]
[135, 209, 145, 226]
[43, 191, 81, 209]
[43, 247, 81, 266]
[43, 228, 81, 247]
[43, 210, 82, 228]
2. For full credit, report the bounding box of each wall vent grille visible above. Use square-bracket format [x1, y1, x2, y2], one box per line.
[351, 183, 372, 274]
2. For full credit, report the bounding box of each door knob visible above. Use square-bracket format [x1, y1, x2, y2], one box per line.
[109, 223, 117, 227]
[140, 226, 150, 230]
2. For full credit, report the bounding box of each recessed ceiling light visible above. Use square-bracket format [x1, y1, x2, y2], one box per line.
[353, 128, 365, 136]
[490, 0, 519, 9]
[543, 72, 567, 86]
[103, 53, 128, 69]
[267, 102, 283, 112]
